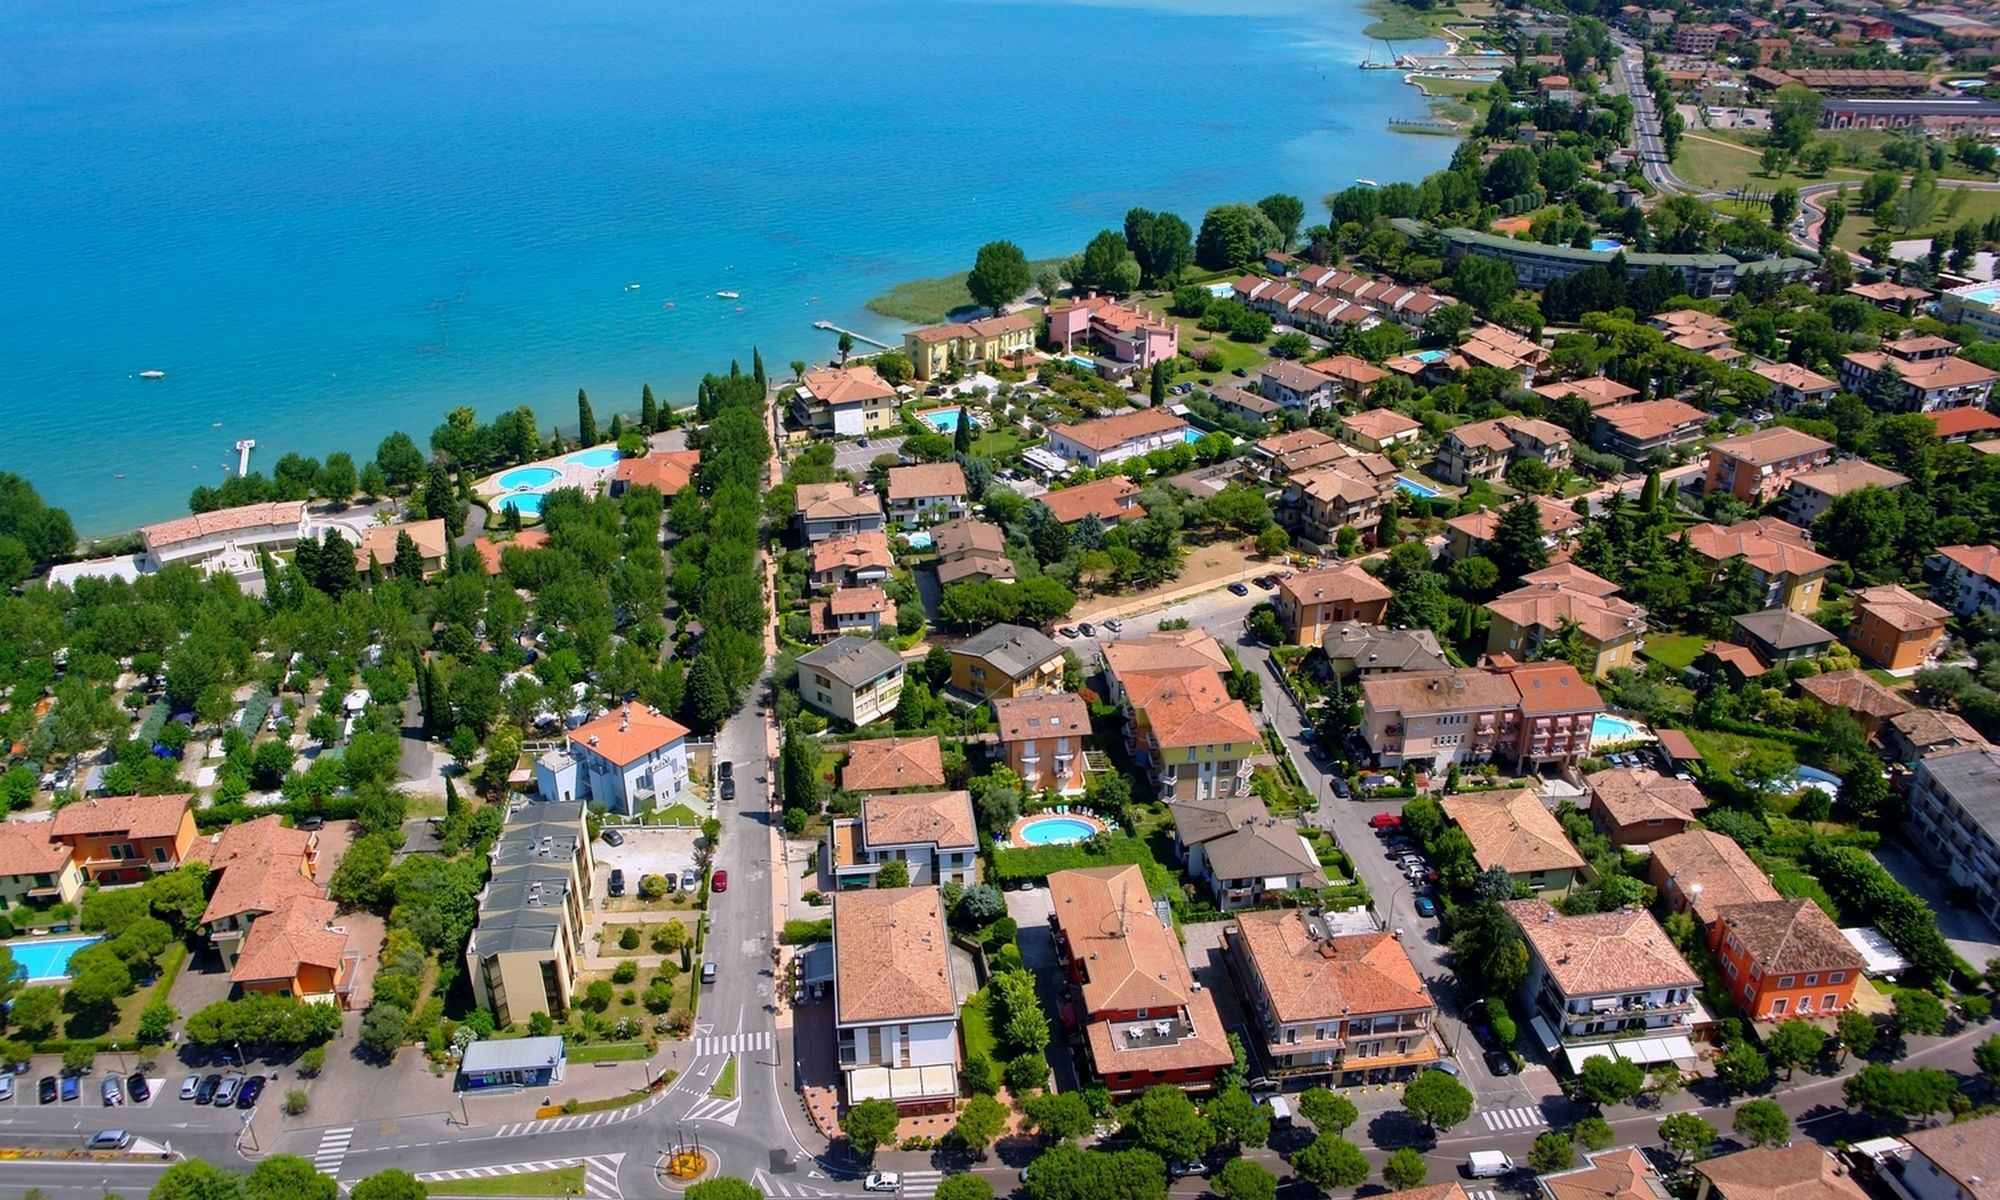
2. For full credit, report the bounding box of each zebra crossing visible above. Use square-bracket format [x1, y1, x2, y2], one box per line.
[1467, 1190, 1498, 1200]
[312, 1127, 354, 1177]
[492, 1100, 648, 1138]
[693, 1029, 773, 1057]
[1479, 1105, 1550, 1131]
[682, 1093, 743, 1126]
[751, 1169, 841, 1199]
[416, 1155, 622, 1199]
[900, 1170, 946, 1198]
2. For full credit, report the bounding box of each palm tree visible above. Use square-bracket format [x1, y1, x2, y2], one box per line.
[790, 360, 807, 382]
[838, 332, 854, 365]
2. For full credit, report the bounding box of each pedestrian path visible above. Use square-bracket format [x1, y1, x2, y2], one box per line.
[1468, 1190, 1498, 1200]
[694, 1030, 773, 1057]
[683, 1093, 743, 1126]
[752, 1168, 843, 1198]
[416, 1154, 623, 1199]
[312, 1127, 354, 1177]
[1479, 1105, 1549, 1131]
[901, 1170, 945, 1198]
[492, 1103, 645, 1138]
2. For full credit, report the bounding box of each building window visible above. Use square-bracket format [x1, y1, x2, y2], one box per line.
[1827, 972, 1844, 984]
[1771, 997, 1788, 1015]
[1780, 976, 1795, 989]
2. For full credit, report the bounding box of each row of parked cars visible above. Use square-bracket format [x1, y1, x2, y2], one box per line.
[1368, 814, 1440, 918]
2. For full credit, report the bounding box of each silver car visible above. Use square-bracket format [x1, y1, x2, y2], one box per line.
[212, 1073, 243, 1106]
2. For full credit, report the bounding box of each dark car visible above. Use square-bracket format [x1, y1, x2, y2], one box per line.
[1231, 367, 1249, 377]
[127, 1073, 151, 1104]
[712, 869, 728, 893]
[1077, 622, 1096, 637]
[297, 814, 325, 831]
[720, 777, 736, 802]
[608, 869, 626, 897]
[237, 1076, 266, 1109]
[1227, 582, 1249, 596]
[1415, 894, 1438, 918]
[38, 1076, 57, 1105]
[1330, 776, 1352, 800]
[1485, 1050, 1516, 1077]
[718, 761, 733, 781]
[602, 827, 625, 847]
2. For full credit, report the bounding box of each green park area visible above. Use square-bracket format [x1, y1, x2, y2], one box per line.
[866, 257, 1067, 325]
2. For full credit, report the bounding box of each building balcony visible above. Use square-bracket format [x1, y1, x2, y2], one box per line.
[1109, 1015, 1197, 1053]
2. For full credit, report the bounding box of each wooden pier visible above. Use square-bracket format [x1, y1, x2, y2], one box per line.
[811, 320, 894, 351]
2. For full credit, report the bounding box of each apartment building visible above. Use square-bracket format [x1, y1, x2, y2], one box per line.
[466, 801, 592, 1027]
[1839, 351, 1999, 413]
[795, 482, 887, 544]
[1503, 898, 1702, 1070]
[1103, 631, 1260, 803]
[901, 313, 1036, 381]
[1440, 789, 1587, 896]
[931, 518, 1015, 587]
[1534, 375, 1638, 410]
[1780, 459, 1909, 527]
[809, 531, 894, 590]
[188, 814, 324, 971]
[1392, 218, 1811, 296]
[1434, 416, 1571, 485]
[1590, 399, 1709, 463]
[1883, 707, 1990, 766]
[1585, 767, 1708, 846]
[1045, 295, 1180, 369]
[1845, 584, 1949, 671]
[1259, 360, 1339, 413]
[826, 790, 978, 889]
[1704, 427, 1837, 503]
[1338, 407, 1423, 451]
[49, 793, 197, 885]
[1484, 571, 1648, 677]
[1278, 464, 1390, 550]
[1713, 898, 1863, 1021]
[1647, 829, 1784, 932]
[1271, 565, 1392, 648]
[1881, 1114, 2000, 1200]
[534, 704, 692, 817]
[1169, 796, 1326, 910]
[1928, 543, 2000, 617]
[1696, 1147, 1870, 1200]
[1227, 909, 1438, 1082]
[1360, 662, 1603, 772]
[1682, 518, 1833, 613]
[1752, 362, 1840, 411]
[991, 691, 1091, 795]
[1732, 609, 1836, 667]
[884, 463, 968, 527]
[1038, 476, 1148, 525]
[1049, 865, 1235, 1095]
[792, 364, 900, 436]
[1540, 1148, 1672, 1200]
[948, 623, 1065, 700]
[797, 636, 907, 726]
[1320, 622, 1450, 680]
[840, 736, 945, 793]
[0, 824, 83, 909]
[1442, 496, 1584, 563]
[832, 887, 959, 1112]
[810, 586, 897, 642]
[1047, 408, 1192, 469]
[1904, 746, 2000, 933]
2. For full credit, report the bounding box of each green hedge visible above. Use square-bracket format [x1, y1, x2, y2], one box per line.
[782, 919, 832, 945]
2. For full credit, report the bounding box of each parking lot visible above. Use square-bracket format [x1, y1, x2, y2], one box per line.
[830, 435, 904, 475]
[593, 825, 702, 903]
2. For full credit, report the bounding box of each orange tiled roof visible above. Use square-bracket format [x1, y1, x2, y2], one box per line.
[1050, 864, 1193, 1014]
[0, 823, 70, 879]
[613, 449, 700, 495]
[1049, 408, 1189, 451]
[190, 814, 320, 925]
[841, 736, 946, 792]
[473, 529, 546, 574]
[1231, 910, 1432, 1025]
[833, 887, 955, 1024]
[1442, 789, 1587, 875]
[567, 705, 690, 766]
[230, 894, 348, 986]
[1503, 898, 1699, 994]
[887, 462, 967, 501]
[51, 793, 191, 841]
[1039, 477, 1144, 525]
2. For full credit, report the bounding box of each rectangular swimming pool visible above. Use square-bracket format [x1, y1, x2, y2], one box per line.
[7, 934, 104, 982]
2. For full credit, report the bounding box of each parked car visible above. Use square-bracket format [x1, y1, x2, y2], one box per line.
[212, 1073, 243, 1106]
[664, 872, 679, 894]
[86, 1131, 133, 1151]
[127, 1073, 151, 1104]
[720, 777, 736, 802]
[1077, 622, 1096, 637]
[180, 1075, 200, 1101]
[712, 869, 729, 893]
[1231, 367, 1249, 377]
[237, 1076, 266, 1109]
[1057, 626, 1079, 639]
[102, 1076, 123, 1107]
[602, 827, 625, 847]
[1102, 617, 1123, 632]
[297, 814, 324, 831]
[1427, 1060, 1461, 1076]
[60, 1075, 80, 1103]
[1415, 895, 1437, 918]
[681, 869, 699, 892]
[1329, 776, 1351, 800]
[194, 1074, 222, 1105]
[701, 961, 717, 985]
[864, 1174, 901, 1193]
[1252, 576, 1275, 589]
[0, 1075, 11, 1102]
[1368, 812, 1402, 830]
[1485, 1049, 1515, 1077]
[608, 869, 626, 897]
[37, 1076, 56, 1105]
[1227, 582, 1249, 596]
[718, 761, 733, 781]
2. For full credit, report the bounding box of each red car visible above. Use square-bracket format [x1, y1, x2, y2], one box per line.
[711, 870, 728, 893]
[1368, 812, 1402, 831]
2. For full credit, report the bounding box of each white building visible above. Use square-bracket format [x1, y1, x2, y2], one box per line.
[1928, 544, 2000, 617]
[1875, 1113, 2000, 1200]
[1046, 408, 1192, 469]
[832, 887, 959, 1112]
[138, 501, 309, 575]
[827, 790, 979, 889]
[797, 637, 907, 727]
[1502, 898, 1702, 1072]
[534, 704, 692, 817]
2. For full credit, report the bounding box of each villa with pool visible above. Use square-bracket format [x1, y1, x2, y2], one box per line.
[825, 789, 978, 889]
[475, 443, 637, 521]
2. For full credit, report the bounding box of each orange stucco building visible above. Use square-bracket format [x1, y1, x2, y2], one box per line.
[49, 793, 197, 885]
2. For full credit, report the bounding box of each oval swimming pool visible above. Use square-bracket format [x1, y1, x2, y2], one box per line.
[495, 466, 562, 490]
[567, 447, 623, 468]
[496, 492, 545, 516]
[1017, 816, 1099, 846]
[1592, 713, 1641, 741]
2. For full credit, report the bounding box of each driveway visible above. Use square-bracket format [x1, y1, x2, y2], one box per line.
[832, 436, 903, 475]
[592, 826, 701, 905]
[1875, 839, 2000, 969]
[1003, 883, 1079, 1093]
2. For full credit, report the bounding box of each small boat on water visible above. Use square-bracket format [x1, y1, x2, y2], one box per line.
[1355, 178, 1380, 188]
[139, 370, 165, 380]
[625, 283, 641, 291]
[716, 290, 740, 300]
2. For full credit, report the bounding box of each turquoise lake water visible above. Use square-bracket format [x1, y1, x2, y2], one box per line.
[1, 0, 1452, 534]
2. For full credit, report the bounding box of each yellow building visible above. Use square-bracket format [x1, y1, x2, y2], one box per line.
[465, 801, 594, 1027]
[798, 636, 908, 727]
[1483, 565, 1648, 678]
[948, 623, 1065, 700]
[0, 824, 83, 909]
[902, 313, 1037, 381]
[1682, 519, 1833, 614]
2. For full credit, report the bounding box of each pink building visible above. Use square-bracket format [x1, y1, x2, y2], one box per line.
[1045, 295, 1179, 369]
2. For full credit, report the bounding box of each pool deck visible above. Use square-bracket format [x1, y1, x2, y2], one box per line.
[473, 444, 626, 507]
[1004, 810, 1107, 847]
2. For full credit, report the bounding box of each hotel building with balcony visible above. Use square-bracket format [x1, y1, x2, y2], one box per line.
[1503, 898, 1702, 1071]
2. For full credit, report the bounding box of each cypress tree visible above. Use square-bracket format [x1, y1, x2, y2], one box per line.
[445, 773, 464, 819]
[393, 530, 424, 580]
[424, 462, 453, 521]
[753, 348, 767, 388]
[954, 407, 973, 455]
[1639, 469, 1661, 513]
[641, 384, 658, 432]
[367, 555, 384, 587]
[609, 413, 625, 440]
[1151, 362, 1167, 406]
[577, 389, 598, 446]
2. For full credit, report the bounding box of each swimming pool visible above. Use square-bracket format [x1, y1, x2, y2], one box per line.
[1208, 282, 1235, 298]
[8, 935, 104, 983]
[1183, 430, 1204, 445]
[1956, 282, 2000, 305]
[1590, 238, 1624, 253]
[919, 407, 963, 433]
[495, 466, 562, 490]
[1065, 355, 1096, 371]
[1395, 475, 1440, 499]
[567, 447, 622, 469]
[1413, 349, 1448, 364]
[497, 492, 545, 516]
[1791, 765, 1842, 795]
[1592, 714, 1641, 741]
[1016, 816, 1101, 846]
[904, 530, 933, 551]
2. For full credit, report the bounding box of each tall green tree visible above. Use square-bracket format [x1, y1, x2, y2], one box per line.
[641, 383, 658, 431]
[966, 241, 1032, 315]
[1256, 194, 1306, 251]
[1489, 498, 1551, 581]
[577, 389, 598, 446]
[1402, 1070, 1473, 1131]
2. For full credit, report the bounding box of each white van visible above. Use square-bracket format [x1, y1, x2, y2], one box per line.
[1266, 1095, 1293, 1127]
[1467, 1151, 1514, 1179]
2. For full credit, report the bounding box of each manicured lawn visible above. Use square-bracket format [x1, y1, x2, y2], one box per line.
[865, 257, 1068, 325]
[709, 1054, 737, 1099]
[642, 803, 703, 827]
[1683, 728, 1800, 776]
[1834, 186, 2000, 255]
[1639, 633, 1707, 672]
[970, 426, 1028, 460]
[1671, 134, 1868, 197]
[1135, 298, 1270, 378]
[568, 1041, 651, 1065]
[425, 1168, 584, 1198]
[960, 988, 997, 1064]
